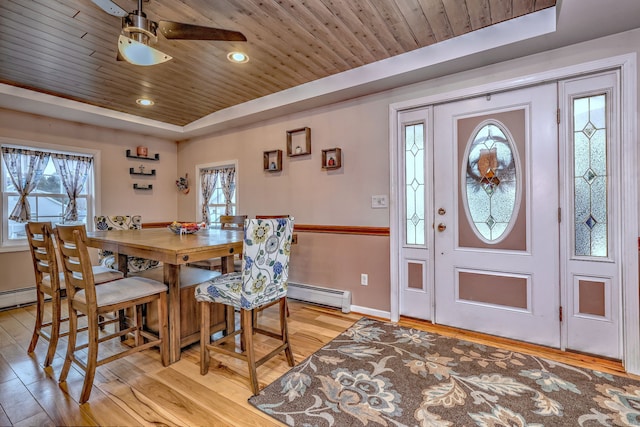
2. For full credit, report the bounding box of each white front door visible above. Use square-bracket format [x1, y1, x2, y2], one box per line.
[432, 84, 561, 348]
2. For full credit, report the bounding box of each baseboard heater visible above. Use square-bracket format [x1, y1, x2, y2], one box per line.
[0, 287, 38, 311]
[287, 282, 351, 313]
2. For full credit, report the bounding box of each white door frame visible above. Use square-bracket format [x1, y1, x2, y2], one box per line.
[389, 54, 639, 374]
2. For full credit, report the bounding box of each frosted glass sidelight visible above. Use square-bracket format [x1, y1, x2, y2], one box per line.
[405, 123, 425, 245]
[464, 122, 518, 242]
[573, 94, 608, 257]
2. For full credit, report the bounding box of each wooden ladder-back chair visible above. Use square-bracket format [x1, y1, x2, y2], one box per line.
[25, 222, 124, 367]
[189, 214, 248, 272]
[195, 217, 295, 395]
[54, 224, 169, 403]
[220, 214, 248, 229]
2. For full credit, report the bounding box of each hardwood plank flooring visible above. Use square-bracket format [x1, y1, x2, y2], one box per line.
[0, 299, 632, 426]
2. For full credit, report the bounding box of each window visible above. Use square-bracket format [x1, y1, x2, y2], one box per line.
[1, 144, 94, 245]
[573, 93, 608, 257]
[198, 163, 237, 227]
[404, 122, 426, 246]
[463, 121, 519, 243]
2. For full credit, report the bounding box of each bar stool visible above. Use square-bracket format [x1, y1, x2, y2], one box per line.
[25, 222, 124, 367]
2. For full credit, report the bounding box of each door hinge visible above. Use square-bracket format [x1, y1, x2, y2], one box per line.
[558, 207, 561, 223]
[559, 306, 563, 322]
[557, 108, 561, 124]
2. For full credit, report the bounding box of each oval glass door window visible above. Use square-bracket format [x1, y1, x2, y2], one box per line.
[463, 121, 520, 243]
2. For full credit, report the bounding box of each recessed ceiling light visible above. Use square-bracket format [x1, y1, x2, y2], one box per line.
[136, 98, 154, 106]
[227, 51, 249, 63]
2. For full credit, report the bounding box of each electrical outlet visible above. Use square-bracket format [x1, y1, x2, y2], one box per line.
[361, 273, 368, 286]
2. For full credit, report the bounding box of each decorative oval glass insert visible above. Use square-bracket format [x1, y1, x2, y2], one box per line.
[464, 121, 519, 242]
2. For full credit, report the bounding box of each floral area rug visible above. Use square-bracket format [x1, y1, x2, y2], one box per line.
[249, 318, 640, 426]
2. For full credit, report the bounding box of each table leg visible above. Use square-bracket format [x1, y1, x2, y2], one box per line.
[117, 253, 128, 277]
[220, 255, 237, 335]
[221, 254, 234, 274]
[117, 253, 128, 339]
[164, 263, 181, 363]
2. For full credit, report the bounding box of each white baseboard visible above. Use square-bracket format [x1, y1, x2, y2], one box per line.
[0, 287, 37, 310]
[350, 305, 391, 320]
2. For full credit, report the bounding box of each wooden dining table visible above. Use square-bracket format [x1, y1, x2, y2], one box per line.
[85, 227, 243, 363]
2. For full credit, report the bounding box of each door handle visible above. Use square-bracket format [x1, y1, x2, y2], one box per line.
[437, 223, 446, 232]
[438, 208, 446, 215]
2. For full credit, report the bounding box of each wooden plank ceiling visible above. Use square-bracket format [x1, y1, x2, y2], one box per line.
[0, 0, 555, 126]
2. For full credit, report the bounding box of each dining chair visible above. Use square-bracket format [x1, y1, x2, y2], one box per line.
[25, 222, 124, 367]
[54, 224, 169, 404]
[220, 214, 248, 229]
[254, 215, 292, 320]
[93, 215, 160, 272]
[188, 214, 247, 272]
[195, 217, 295, 395]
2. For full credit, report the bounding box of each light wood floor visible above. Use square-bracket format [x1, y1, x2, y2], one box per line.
[0, 299, 631, 426]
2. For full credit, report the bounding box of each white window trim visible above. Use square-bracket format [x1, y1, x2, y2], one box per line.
[194, 159, 239, 223]
[0, 137, 101, 252]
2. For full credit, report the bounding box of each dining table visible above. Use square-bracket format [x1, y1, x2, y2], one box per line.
[85, 226, 244, 363]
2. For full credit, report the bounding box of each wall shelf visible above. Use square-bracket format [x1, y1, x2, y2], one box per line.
[286, 127, 311, 157]
[126, 149, 159, 161]
[133, 184, 153, 190]
[129, 167, 156, 176]
[264, 149, 283, 172]
[322, 147, 342, 170]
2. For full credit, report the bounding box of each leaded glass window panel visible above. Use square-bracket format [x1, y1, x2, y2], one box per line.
[463, 122, 519, 242]
[405, 123, 425, 246]
[573, 94, 608, 257]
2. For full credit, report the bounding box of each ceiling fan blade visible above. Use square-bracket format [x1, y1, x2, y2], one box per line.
[91, 0, 128, 17]
[158, 21, 247, 41]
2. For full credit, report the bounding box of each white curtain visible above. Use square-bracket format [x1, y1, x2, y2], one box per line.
[219, 168, 236, 215]
[1, 147, 50, 222]
[51, 153, 93, 222]
[200, 169, 219, 225]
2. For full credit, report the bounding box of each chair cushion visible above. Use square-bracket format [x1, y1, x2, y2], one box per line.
[42, 265, 124, 291]
[195, 272, 243, 308]
[73, 276, 167, 307]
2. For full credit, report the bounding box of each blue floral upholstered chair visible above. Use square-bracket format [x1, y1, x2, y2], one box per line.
[195, 217, 295, 395]
[94, 215, 160, 273]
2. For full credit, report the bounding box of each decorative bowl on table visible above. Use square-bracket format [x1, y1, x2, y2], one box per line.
[168, 222, 203, 235]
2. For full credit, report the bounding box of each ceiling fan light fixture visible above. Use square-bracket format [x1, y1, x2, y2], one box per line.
[227, 51, 249, 63]
[118, 34, 172, 66]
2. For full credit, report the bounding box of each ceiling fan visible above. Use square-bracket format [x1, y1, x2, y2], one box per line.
[92, 0, 247, 66]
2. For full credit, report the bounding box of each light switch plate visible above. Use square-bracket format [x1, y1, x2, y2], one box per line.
[371, 195, 388, 208]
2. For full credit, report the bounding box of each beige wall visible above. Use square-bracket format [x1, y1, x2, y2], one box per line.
[176, 99, 391, 226]
[176, 98, 393, 311]
[289, 232, 390, 311]
[0, 109, 178, 293]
